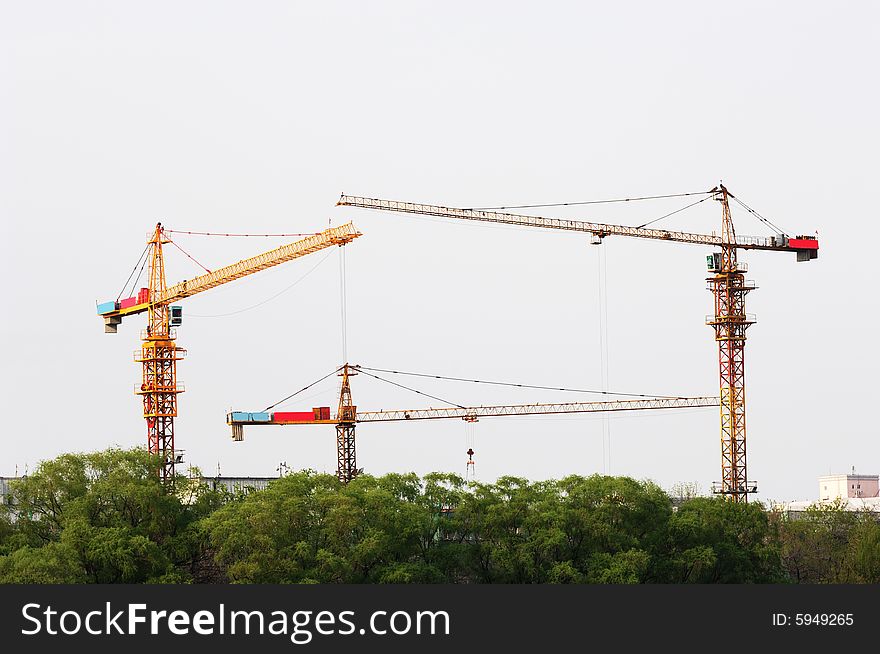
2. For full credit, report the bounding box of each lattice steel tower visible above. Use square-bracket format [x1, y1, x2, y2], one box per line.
[136, 224, 186, 485]
[707, 186, 757, 502]
[336, 364, 358, 483]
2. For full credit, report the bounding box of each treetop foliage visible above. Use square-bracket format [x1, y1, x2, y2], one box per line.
[1, 449, 878, 584]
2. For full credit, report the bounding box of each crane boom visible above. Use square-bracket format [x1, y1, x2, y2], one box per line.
[227, 363, 718, 480]
[360, 396, 718, 421]
[162, 222, 360, 302]
[101, 222, 362, 323]
[229, 395, 718, 427]
[337, 195, 818, 256]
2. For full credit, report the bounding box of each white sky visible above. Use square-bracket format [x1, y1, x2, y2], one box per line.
[1, 1, 876, 501]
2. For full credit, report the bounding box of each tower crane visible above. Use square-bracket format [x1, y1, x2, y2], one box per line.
[227, 363, 720, 483]
[337, 186, 819, 501]
[96, 223, 362, 484]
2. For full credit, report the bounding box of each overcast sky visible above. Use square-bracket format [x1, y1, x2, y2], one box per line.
[2, 1, 877, 501]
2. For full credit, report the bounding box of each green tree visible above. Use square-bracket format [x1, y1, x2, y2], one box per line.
[0, 543, 83, 583]
[848, 520, 880, 583]
[0, 506, 12, 553]
[450, 476, 548, 582]
[204, 471, 449, 583]
[205, 470, 338, 583]
[2, 449, 839, 585]
[660, 497, 783, 583]
[0, 448, 226, 584]
[446, 474, 668, 583]
[775, 501, 879, 583]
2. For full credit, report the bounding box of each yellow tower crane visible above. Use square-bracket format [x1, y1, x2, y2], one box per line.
[227, 363, 720, 483]
[97, 222, 362, 484]
[337, 187, 819, 501]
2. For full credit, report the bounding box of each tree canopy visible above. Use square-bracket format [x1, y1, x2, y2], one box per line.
[0, 449, 225, 583]
[1, 448, 878, 584]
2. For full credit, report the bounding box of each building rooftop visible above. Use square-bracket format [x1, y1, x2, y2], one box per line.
[778, 497, 880, 513]
[818, 473, 879, 480]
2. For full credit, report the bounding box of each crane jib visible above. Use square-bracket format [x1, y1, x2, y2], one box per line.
[226, 396, 720, 430]
[336, 195, 818, 256]
[96, 222, 362, 322]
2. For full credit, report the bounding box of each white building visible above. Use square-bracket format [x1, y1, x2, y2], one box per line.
[201, 476, 275, 494]
[1, 477, 19, 520]
[0, 477, 14, 504]
[818, 473, 879, 501]
[776, 472, 880, 518]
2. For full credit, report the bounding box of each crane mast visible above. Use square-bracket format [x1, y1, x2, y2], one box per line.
[707, 188, 755, 500]
[337, 188, 819, 501]
[337, 364, 358, 482]
[139, 224, 184, 484]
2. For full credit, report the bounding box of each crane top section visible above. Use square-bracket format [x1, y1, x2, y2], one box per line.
[97, 222, 362, 324]
[337, 193, 819, 259]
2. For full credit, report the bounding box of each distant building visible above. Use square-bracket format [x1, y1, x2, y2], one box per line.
[818, 473, 879, 500]
[0, 477, 17, 503]
[200, 476, 276, 494]
[1, 477, 20, 520]
[776, 472, 880, 519]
